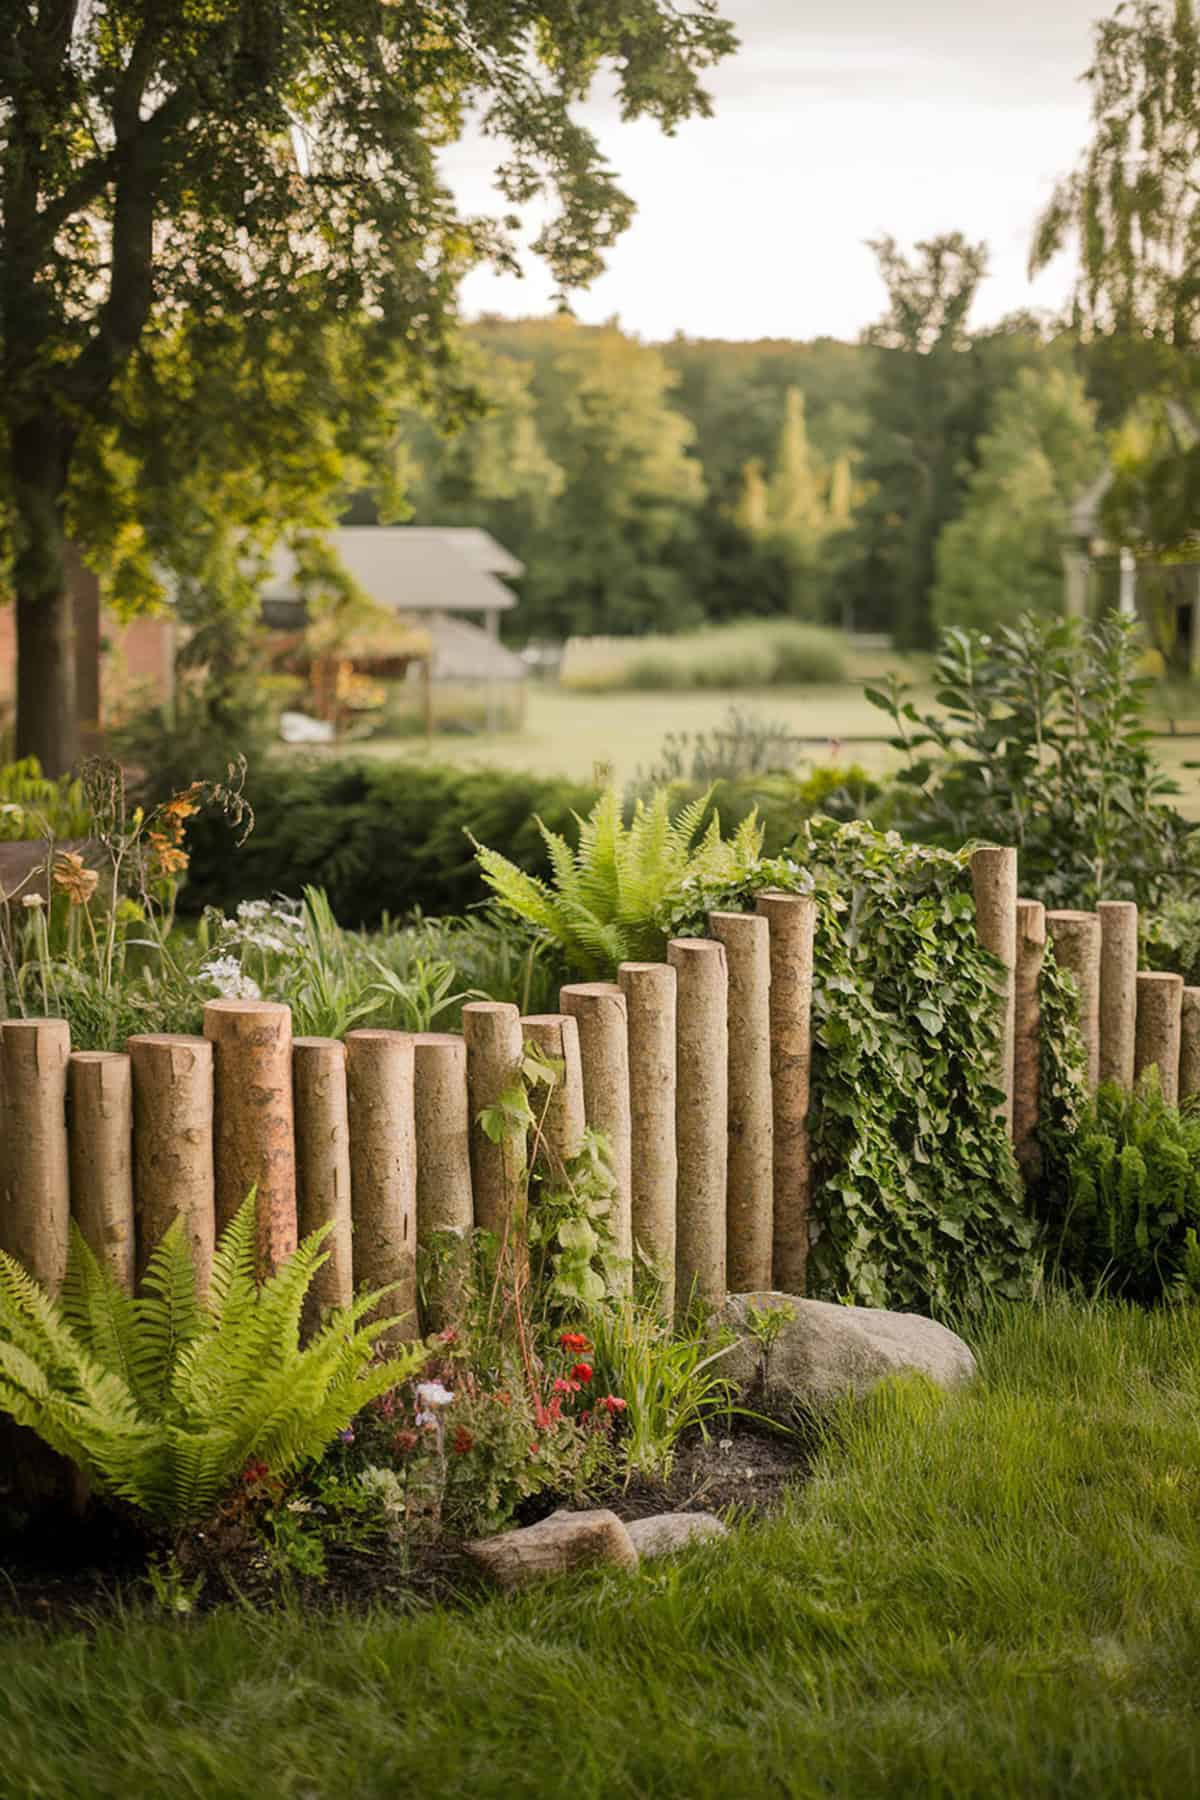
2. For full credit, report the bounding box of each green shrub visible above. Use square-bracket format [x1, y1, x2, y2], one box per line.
[0, 758, 90, 840]
[0, 1195, 423, 1528]
[1044, 1074, 1200, 1303]
[181, 760, 600, 927]
[1142, 895, 1200, 987]
[560, 620, 848, 692]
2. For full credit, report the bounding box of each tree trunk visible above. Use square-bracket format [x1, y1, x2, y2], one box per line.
[11, 417, 78, 776]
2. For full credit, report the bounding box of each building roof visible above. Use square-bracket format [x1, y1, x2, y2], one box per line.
[262, 527, 518, 614]
[422, 615, 527, 683]
[394, 527, 524, 580]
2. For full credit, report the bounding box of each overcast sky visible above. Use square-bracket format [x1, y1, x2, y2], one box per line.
[441, 0, 1104, 342]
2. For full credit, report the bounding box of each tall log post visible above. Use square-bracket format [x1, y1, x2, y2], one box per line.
[68, 1051, 134, 1290]
[292, 1037, 354, 1332]
[560, 983, 634, 1282]
[1180, 988, 1200, 1103]
[667, 939, 728, 1312]
[520, 1014, 586, 1173]
[969, 847, 1018, 1130]
[203, 999, 297, 1274]
[1097, 901, 1139, 1090]
[127, 1034, 215, 1293]
[1, 1019, 70, 1292]
[461, 1002, 525, 1248]
[412, 1032, 475, 1327]
[755, 892, 816, 1294]
[345, 1030, 418, 1340]
[709, 911, 774, 1293]
[1135, 971, 1184, 1105]
[1013, 901, 1045, 1187]
[617, 961, 677, 1313]
[1045, 912, 1103, 1092]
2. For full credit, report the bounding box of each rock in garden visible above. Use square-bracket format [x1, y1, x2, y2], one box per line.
[625, 1513, 728, 1559]
[465, 1508, 639, 1590]
[717, 1291, 977, 1414]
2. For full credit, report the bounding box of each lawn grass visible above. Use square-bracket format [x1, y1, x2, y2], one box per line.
[2, 1296, 1199, 1798]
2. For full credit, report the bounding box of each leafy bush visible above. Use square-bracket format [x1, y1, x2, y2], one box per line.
[560, 620, 848, 692]
[475, 786, 762, 979]
[870, 612, 1197, 909]
[0, 758, 91, 840]
[1142, 895, 1200, 987]
[181, 760, 600, 927]
[1045, 1075, 1200, 1302]
[0, 1196, 423, 1527]
[666, 817, 1037, 1313]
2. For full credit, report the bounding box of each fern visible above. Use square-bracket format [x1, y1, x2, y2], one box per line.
[474, 786, 764, 979]
[0, 1194, 424, 1525]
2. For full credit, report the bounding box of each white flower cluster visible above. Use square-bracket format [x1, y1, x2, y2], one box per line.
[199, 954, 262, 1001]
[217, 897, 307, 957]
[415, 1380, 454, 1428]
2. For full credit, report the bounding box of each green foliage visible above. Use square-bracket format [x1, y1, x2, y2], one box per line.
[870, 612, 1198, 908]
[560, 620, 847, 692]
[931, 368, 1106, 631]
[584, 1302, 742, 1481]
[181, 760, 600, 927]
[475, 786, 763, 979]
[1142, 894, 1200, 986]
[0, 1196, 424, 1527]
[1035, 942, 1091, 1205]
[634, 705, 805, 788]
[1046, 1074, 1200, 1302]
[665, 817, 1037, 1313]
[0, 759, 90, 840]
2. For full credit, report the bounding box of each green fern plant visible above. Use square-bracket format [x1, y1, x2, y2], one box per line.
[473, 786, 763, 979]
[0, 1194, 425, 1525]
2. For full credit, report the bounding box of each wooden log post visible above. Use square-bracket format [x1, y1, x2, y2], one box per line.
[203, 999, 297, 1274]
[127, 1034, 215, 1293]
[412, 1032, 475, 1327]
[68, 1051, 134, 1290]
[345, 1030, 418, 1340]
[755, 891, 816, 1294]
[1013, 901, 1045, 1187]
[617, 961, 677, 1313]
[1180, 988, 1200, 1103]
[1045, 912, 1103, 1093]
[1, 1019, 71, 1292]
[461, 1001, 525, 1246]
[667, 939, 728, 1313]
[292, 1037, 354, 1332]
[1097, 901, 1139, 1090]
[709, 911, 774, 1293]
[1135, 971, 1184, 1105]
[970, 847, 1018, 1130]
[560, 983, 634, 1282]
[520, 1013, 586, 1174]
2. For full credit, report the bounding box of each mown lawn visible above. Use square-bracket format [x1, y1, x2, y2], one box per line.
[2, 1297, 1199, 1798]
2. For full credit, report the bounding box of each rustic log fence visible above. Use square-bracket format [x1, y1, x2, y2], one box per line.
[2, 851, 1196, 1324]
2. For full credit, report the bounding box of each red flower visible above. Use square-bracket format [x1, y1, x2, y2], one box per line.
[452, 1426, 474, 1456]
[552, 1376, 581, 1396]
[242, 1457, 269, 1485]
[570, 1361, 593, 1385]
[559, 1331, 590, 1353]
[529, 1442, 540, 1457]
[491, 1390, 512, 1407]
[597, 1395, 627, 1415]
[392, 1429, 419, 1455]
[438, 1328, 460, 1345]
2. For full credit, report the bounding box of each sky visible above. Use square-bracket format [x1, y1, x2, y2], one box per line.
[440, 0, 1104, 343]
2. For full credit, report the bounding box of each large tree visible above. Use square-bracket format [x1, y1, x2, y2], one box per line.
[0, 2, 734, 772]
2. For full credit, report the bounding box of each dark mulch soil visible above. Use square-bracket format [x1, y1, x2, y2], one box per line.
[0, 1426, 812, 1633]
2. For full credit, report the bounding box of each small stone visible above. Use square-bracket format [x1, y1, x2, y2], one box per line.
[465, 1508, 638, 1590]
[626, 1513, 729, 1559]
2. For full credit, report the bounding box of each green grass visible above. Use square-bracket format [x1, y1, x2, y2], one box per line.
[3, 1297, 1199, 1797]
[560, 620, 852, 691]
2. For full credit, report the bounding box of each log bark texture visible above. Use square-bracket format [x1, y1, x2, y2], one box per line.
[127, 1033, 215, 1292]
[667, 938, 728, 1311]
[560, 982, 634, 1278]
[1135, 971, 1184, 1105]
[292, 1036, 354, 1329]
[520, 1013, 586, 1172]
[617, 961, 678, 1312]
[970, 847, 1018, 1130]
[1097, 901, 1139, 1090]
[68, 1050, 134, 1290]
[1013, 900, 1045, 1187]
[345, 1030, 418, 1340]
[708, 911, 774, 1292]
[203, 998, 297, 1274]
[1180, 988, 1200, 1102]
[755, 892, 816, 1294]
[1046, 912, 1103, 1092]
[1, 1018, 71, 1291]
[461, 1002, 525, 1244]
[412, 1032, 475, 1326]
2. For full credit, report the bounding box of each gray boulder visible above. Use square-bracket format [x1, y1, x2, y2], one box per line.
[717, 1291, 977, 1414]
[626, 1513, 728, 1559]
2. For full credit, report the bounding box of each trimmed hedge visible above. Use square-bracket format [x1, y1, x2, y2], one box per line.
[182, 760, 599, 926]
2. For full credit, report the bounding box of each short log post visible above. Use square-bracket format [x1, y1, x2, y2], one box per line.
[203, 998, 297, 1274]
[667, 938, 728, 1313]
[461, 1001, 526, 1247]
[617, 961, 677, 1313]
[68, 1051, 134, 1290]
[292, 1037, 354, 1333]
[560, 983, 634, 1282]
[1135, 972, 1184, 1105]
[1, 1019, 71, 1293]
[345, 1030, 418, 1340]
[970, 847, 1018, 1130]
[520, 1014, 586, 1174]
[1097, 901, 1139, 1090]
[709, 911, 773, 1293]
[127, 1034, 215, 1292]
[1045, 912, 1102, 1092]
[1013, 900, 1045, 1187]
[755, 891, 816, 1294]
[1180, 988, 1200, 1103]
[412, 1032, 475, 1327]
